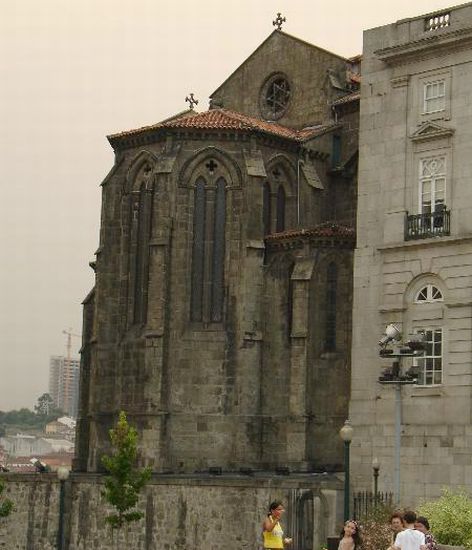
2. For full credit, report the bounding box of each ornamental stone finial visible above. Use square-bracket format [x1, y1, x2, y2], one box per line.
[185, 93, 199, 110]
[273, 13, 286, 30]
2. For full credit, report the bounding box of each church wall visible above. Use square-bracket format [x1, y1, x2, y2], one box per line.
[0, 473, 344, 550]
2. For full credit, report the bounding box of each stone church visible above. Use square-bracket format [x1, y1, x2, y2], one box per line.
[74, 25, 360, 481]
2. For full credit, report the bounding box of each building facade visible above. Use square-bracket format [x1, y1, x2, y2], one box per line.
[74, 28, 359, 486]
[351, 2, 472, 504]
[49, 355, 80, 418]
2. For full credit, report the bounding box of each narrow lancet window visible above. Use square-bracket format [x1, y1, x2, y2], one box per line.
[191, 178, 206, 322]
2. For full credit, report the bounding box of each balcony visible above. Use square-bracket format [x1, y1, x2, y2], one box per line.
[405, 209, 450, 241]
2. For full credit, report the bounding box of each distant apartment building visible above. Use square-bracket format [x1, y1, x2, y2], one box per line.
[0, 434, 74, 457]
[49, 355, 80, 418]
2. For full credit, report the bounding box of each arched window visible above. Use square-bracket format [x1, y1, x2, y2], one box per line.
[263, 182, 271, 236]
[415, 284, 443, 303]
[133, 182, 153, 324]
[324, 262, 337, 351]
[191, 174, 226, 323]
[276, 185, 286, 233]
[191, 178, 206, 322]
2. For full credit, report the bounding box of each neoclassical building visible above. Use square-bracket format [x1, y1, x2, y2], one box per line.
[74, 27, 359, 482]
[351, 2, 472, 505]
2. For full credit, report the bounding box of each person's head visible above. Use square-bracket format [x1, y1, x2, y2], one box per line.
[268, 501, 284, 519]
[403, 510, 417, 525]
[340, 520, 362, 547]
[390, 512, 404, 533]
[415, 516, 430, 533]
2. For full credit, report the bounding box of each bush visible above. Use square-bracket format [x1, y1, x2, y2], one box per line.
[360, 504, 397, 550]
[418, 488, 472, 549]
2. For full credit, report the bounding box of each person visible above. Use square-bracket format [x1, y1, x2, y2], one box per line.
[414, 516, 438, 550]
[393, 510, 426, 550]
[262, 501, 292, 549]
[338, 519, 362, 550]
[388, 512, 404, 549]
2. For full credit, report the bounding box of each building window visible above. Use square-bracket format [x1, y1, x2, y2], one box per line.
[420, 156, 446, 216]
[260, 73, 291, 120]
[263, 182, 271, 236]
[424, 80, 445, 114]
[276, 185, 286, 233]
[190, 175, 226, 323]
[133, 182, 153, 324]
[414, 328, 443, 385]
[324, 262, 337, 351]
[415, 284, 443, 303]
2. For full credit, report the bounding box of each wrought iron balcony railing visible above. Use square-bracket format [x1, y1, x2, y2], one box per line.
[405, 209, 450, 241]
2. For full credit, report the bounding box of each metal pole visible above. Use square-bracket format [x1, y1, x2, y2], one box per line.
[373, 469, 379, 506]
[57, 479, 65, 549]
[344, 440, 351, 522]
[394, 382, 402, 504]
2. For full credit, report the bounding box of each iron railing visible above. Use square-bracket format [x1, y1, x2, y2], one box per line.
[353, 490, 394, 520]
[405, 209, 450, 240]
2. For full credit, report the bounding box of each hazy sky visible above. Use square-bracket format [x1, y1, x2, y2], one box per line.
[0, 0, 452, 410]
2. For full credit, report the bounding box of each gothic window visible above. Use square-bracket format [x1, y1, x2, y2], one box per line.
[414, 328, 443, 385]
[191, 178, 206, 322]
[324, 262, 337, 351]
[190, 174, 227, 323]
[263, 182, 271, 236]
[415, 284, 443, 303]
[276, 185, 286, 233]
[133, 182, 153, 324]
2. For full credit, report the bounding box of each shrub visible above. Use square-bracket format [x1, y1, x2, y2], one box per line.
[418, 488, 472, 549]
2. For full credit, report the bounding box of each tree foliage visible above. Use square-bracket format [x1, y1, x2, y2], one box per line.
[0, 480, 14, 518]
[358, 503, 397, 550]
[101, 411, 151, 529]
[419, 488, 472, 549]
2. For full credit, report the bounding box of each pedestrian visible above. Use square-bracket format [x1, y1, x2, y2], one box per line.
[262, 501, 293, 549]
[393, 510, 426, 550]
[338, 519, 362, 550]
[414, 516, 438, 550]
[388, 512, 405, 549]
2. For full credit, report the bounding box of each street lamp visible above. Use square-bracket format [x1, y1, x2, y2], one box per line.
[339, 419, 354, 522]
[378, 326, 426, 504]
[57, 466, 70, 550]
[372, 457, 380, 505]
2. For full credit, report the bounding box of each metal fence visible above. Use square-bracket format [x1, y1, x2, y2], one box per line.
[353, 490, 393, 520]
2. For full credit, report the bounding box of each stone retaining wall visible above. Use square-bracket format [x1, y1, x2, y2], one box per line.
[0, 472, 343, 549]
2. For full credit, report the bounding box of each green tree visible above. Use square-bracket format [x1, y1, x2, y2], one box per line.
[34, 393, 54, 416]
[101, 411, 151, 529]
[0, 480, 14, 518]
[419, 488, 472, 549]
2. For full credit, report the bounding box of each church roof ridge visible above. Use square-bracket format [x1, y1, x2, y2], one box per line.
[108, 107, 339, 146]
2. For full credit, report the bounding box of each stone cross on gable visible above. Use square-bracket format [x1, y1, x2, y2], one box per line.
[273, 13, 286, 31]
[185, 93, 199, 110]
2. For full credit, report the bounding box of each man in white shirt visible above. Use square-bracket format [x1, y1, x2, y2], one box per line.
[393, 511, 426, 550]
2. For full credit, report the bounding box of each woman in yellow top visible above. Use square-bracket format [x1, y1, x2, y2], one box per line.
[262, 501, 293, 549]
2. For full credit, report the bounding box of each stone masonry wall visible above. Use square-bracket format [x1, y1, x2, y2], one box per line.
[0, 473, 343, 550]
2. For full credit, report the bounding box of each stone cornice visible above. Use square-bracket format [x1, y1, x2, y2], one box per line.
[378, 233, 472, 252]
[374, 26, 472, 65]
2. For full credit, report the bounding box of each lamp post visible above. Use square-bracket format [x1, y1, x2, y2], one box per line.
[57, 465, 70, 550]
[372, 457, 380, 505]
[378, 326, 426, 504]
[339, 419, 354, 522]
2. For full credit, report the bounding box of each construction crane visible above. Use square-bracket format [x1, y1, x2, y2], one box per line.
[62, 328, 81, 416]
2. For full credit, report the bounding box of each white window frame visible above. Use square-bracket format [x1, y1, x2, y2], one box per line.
[413, 327, 443, 386]
[418, 156, 446, 216]
[414, 284, 443, 303]
[423, 80, 446, 114]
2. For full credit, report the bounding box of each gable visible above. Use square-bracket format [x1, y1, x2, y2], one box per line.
[209, 30, 348, 130]
[410, 121, 455, 142]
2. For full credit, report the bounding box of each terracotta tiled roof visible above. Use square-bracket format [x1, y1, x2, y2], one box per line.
[331, 92, 361, 107]
[108, 108, 338, 144]
[265, 222, 355, 243]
